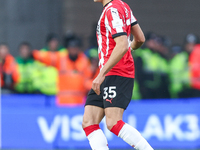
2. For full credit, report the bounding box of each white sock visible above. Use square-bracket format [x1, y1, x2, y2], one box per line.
[87, 129, 109, 150]
[118, 123, 153, 150]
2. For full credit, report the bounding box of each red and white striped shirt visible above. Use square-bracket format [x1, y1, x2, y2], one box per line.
[97, 0, 137, 78]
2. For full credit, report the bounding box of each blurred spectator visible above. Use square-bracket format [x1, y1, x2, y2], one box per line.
[15, 42, 36, 93]
[41, 33, 66, 52]
[168, 45, 190, 98]
[0, 43, 19, 93]
[15, 42, 58, 94]
[153, 35, 171, 59]
[184, 34, 198, 54]
[32, 33, 67, 67]
[57, 35, 92, 106]
[63, 31, 79, 48]
[133, 32, 170, 99]
[188, 34, 200, 97]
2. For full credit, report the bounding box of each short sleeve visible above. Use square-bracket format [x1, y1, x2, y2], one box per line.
[105, 7, 127, 39]
[131, 10, 138, 27]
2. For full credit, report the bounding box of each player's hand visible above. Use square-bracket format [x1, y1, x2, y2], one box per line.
[92, 73, 105, 95]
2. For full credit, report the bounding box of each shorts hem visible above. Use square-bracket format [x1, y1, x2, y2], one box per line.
[85, 103, 104, 109]
[104, 105, 128, 110]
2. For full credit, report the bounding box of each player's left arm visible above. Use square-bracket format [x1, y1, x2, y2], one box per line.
[92, 35, 129, 95]
[129, 9, 145, 50]
[130, 24, 145, 50]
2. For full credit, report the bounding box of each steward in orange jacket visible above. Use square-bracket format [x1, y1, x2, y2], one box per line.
[33, 36, 92, 106]
[0, 43, 19, 90]
[56, 37, 92, 106]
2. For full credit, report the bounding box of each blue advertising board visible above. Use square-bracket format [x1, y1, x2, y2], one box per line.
[1, 95, 200, 149]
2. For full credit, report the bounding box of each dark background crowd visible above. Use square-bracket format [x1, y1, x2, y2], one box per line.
[133, 32, 200, 100]
[0, 31, 100, 106]
[1, 30, 200, 105]
[1, 0, 200, 106]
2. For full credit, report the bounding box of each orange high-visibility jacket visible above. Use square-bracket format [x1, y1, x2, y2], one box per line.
[57, 53, 92, 106]
[32, 50, 66, 67]
[189, 44, 200, 90]
[33, 50, 92, 105]
[0, 54, 19, 87]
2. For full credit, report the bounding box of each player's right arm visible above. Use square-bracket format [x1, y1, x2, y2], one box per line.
[130, 24, 145, 51]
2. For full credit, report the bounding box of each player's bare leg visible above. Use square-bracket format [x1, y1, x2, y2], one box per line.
[82, 105, 109, 150]
[105, 107, 154, 150]
[82, 105, 104, 128]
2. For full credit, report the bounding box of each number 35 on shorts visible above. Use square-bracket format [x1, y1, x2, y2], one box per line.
[103, 86, 117, 99]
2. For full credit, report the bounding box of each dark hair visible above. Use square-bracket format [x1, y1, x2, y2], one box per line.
[18, 42, 32, 50]
[63, 32, 82, 48]
[46, 33, 59, 43]
[145, 32, 157, 41]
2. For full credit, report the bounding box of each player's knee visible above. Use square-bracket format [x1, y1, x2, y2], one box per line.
[107, 124, 114, 131]
[82, 118, 90, 129]
[106, 120, 116, 131]
[82, 116, 95, 129]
